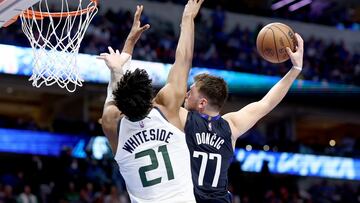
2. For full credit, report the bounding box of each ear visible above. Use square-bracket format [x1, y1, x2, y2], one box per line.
[198, 98, 208, 110]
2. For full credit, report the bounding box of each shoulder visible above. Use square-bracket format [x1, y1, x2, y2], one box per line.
[222, 113, 242, 142]
[153, 104, 183, 130]
[219, 115, 231, 125]
[218, 116, 232, 135]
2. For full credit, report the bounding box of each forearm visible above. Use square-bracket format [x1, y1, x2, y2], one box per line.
[105, 53, 131, 106]
[110, 32, 136, 89]
[122, 36, 137, 56]
[176, 16, 195, 65]
[168, 16, 195, 92]
[105, 27, 137, 106]
[104, 74, 121, 108]
[261, 67, 301, 108]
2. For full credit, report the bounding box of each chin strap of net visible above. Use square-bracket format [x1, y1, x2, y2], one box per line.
[20, 0, 98, 92]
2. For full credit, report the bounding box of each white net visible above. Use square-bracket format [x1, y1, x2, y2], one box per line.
[19, 0, 98, 92]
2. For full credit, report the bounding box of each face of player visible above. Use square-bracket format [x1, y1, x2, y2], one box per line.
[184, 83, 206, 111]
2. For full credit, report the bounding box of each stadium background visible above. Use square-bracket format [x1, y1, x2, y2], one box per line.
[0, 0, 359, 202]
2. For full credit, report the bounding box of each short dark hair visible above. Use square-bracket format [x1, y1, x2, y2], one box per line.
[194, 73, 228, 110]
[113, 69, 153, 121]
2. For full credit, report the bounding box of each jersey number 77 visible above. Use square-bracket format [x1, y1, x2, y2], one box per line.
[193, 151, 222, 187]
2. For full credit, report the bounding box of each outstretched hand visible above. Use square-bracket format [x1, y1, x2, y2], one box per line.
[97, 5, 150, 73]
[128, 5, 150, 43]
[183, 0, 204, 19]
[97, 46, 125, 73]
[286, 33, 304, 69]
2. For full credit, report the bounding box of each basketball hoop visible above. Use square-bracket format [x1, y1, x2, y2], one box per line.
[19, 0, 98, 92]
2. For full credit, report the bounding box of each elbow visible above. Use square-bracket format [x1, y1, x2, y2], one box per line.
[173, 89, 186, 100]
[101, 114, 112, 130]
[262, 100, 273, 109]
[176, 49, 193, 65]
[101, 108, 118, 130]
[257, 100, 274, 116]
[171, 84, 187, 101]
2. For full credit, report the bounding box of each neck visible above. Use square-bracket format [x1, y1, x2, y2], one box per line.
[199, 108, 220, 117]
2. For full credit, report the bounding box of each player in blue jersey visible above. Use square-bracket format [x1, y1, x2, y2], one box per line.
[179, 34, 304, 202]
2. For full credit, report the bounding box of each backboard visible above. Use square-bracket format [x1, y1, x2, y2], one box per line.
[0, 0, 40, 28]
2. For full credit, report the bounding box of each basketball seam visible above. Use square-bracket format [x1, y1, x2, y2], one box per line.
[273, 25, 293, 51]
[261, 28, 270, 59]
[269, 27, 280, 63]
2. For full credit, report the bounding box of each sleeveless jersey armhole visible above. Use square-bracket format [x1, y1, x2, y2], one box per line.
[153, 106, 169, 122]
[117, 118, 122, 136]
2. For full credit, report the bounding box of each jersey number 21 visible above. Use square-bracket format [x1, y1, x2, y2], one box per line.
[135, 145, 174, 187]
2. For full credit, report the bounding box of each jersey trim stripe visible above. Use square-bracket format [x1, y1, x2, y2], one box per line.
[117, 118, 122, 137]
[153, 106, 168, 122]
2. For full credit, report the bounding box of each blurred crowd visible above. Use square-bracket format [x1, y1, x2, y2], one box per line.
[228, 161, 360, 203]
[0, 6, 359, 86]
[0, 152, 129, 203]
[148, 0, 360, 30]
[236, 125, 360, 158]
[0, 116, 103, 137]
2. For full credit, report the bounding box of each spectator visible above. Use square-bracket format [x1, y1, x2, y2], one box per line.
[17, 185, 37, 203]
[1, 185, 16, 203]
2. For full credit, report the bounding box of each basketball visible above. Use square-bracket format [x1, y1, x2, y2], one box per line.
[256, 22, 298, 63]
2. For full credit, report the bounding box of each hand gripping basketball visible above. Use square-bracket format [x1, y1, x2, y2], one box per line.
[286, 33, 304, 71]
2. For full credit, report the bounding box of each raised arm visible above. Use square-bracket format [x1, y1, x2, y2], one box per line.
[223, 33, 304, 143]
[154, 0, 204, 127]
[97, 5, 149, 153]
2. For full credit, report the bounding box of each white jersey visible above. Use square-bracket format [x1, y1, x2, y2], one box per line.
[114, 108, 196, 203]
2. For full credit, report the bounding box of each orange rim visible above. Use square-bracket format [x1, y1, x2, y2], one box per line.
[22, 0, 97, 20]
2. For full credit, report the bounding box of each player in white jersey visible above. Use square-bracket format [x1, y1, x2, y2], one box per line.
[97, 1, 204, 202]
[116, 106, 193, 202]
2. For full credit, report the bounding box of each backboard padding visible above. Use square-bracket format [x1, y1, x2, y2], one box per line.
[0, 0, 40, 28]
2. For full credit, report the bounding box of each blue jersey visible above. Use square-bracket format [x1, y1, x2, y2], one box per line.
[185, 111, 233, 203]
